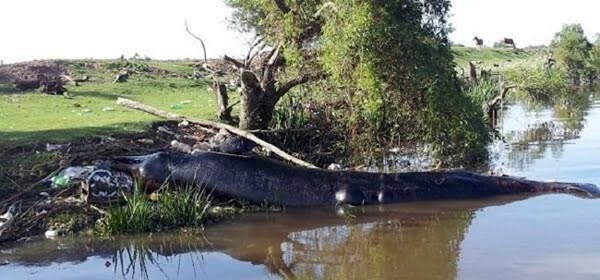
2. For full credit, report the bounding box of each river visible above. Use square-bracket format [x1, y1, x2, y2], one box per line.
[2, 94, 600, 280]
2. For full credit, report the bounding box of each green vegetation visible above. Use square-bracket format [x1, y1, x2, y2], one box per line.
[0, 60, 215, 149]
[226, 0, 491, 165]
[550, 24, 594, 85]
[452, 47, 541, 70]
[464, 77, 499, 106]
[99, 186, 210, 235]
[504, 65, 569, 105]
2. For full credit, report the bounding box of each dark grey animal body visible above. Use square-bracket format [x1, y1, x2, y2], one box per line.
[112, 152, 600, 207]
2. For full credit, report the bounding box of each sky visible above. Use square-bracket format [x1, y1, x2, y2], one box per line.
[1, 0, 600, 63]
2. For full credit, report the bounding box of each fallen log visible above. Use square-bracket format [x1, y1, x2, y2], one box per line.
[115, 97, 318, 168]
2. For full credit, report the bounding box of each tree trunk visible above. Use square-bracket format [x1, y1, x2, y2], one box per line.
[238, 70, 280, 130]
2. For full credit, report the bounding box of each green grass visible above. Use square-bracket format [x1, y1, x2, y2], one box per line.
[0, 49, 542, 150]
[0, 60, 220, 148]
[452, 47, 544, 71]
[99, 186, 211, 235]
[464, 77, 499, 105]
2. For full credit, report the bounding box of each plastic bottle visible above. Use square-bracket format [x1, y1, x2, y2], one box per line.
[51, 166, 94, 188]
[51, 175, 70, 188]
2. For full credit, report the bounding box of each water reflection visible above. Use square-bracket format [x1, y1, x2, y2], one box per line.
[498, 91, 597, 172]
[0, 196, 538, 280]
[3, 91, 600, 279]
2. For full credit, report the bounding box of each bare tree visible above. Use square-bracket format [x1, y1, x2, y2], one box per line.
[185, 24, 324, 130]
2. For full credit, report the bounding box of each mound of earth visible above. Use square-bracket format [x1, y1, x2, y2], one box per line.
[0, 60, 68, 94]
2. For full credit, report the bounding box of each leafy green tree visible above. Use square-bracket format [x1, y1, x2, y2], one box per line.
[550, 24, 592, 85]
[224, 0, 489, 164]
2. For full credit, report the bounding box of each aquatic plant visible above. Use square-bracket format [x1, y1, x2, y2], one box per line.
[156, 186, 210, 228]
[464, 77, 499, 106]
[100, 185, 211, 235]
[102, 187, 155, 234]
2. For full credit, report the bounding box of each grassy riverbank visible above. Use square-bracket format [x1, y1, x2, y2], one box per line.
[0, 60, 217, 149]
[452, 47, 544, 71]
[0, 48, 543, 150]
[0, 48, 546, 239]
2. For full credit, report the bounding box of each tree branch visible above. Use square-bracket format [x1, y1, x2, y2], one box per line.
[223, 55, 246, 70]
[261, 44, 282, 89]
[276, 73, 325, 97]
[184, 20, 208, 64]
[115, 97, 318, 169]
[245, 37, 264, 68]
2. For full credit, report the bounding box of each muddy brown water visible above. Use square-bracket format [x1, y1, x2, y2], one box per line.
[2, 94, 600, 280]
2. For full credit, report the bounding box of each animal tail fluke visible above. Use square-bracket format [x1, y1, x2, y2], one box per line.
[542, 182, 600, 198]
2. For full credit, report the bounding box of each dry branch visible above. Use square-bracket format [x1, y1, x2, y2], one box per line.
[115, 97, 318, 169]
[184, 20, 208, 64]
[223, 55, 245, 70]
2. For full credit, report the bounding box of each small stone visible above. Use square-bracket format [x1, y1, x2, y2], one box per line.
[328, 163, 343, 170]
[46, 143, 64, 152]
[45, 230, 58, 239]
[171, 140, 192, 153]
[178, 120, 190, 127]
[137, 138, 154, 145]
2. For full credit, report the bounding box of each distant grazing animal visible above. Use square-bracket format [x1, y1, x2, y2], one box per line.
[473, 37, 484, 47]
[503, 38, 516, 49]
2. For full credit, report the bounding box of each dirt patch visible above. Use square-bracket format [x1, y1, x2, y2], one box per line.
[0, 60, 68, 94]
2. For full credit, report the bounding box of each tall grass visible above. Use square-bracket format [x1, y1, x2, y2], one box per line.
[464, 77, 499, 105]
[100, 186, 211, 235]
[156, 186, 210, 228]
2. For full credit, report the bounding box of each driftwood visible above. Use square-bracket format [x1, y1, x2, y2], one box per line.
[115, 97, 318, 169]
